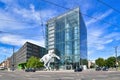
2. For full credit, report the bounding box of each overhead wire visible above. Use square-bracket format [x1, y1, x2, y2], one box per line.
[0, 0, 42, 39]
[97, 0, 120, 14]
[0, 0, 27, 24]
[40, 0, 120, 50]
[41, 0, 120, 28]
[0, 0, 119, 41]
[0, 0, 119, 28]
[0, 30, 42, 39]
[0, 18, 35, 24]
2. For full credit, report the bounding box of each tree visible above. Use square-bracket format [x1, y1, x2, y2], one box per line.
[27, 56, 44, 68]
[117, 56, 120, 61]
[95, 58, 105, 67]
[18, 62, 27, 69]
[106, 56, 116, 68]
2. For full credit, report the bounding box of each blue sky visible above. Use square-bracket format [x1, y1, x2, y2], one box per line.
[0, 0, 120, 63]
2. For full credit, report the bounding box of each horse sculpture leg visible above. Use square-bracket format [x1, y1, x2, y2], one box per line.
[44, 62, 48, 70]
[47, 61, 51, 70]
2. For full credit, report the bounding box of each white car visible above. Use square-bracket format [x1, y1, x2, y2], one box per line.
[0, 67, 5, 70]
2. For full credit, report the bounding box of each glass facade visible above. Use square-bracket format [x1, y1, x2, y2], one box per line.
[46, 7, 87, 69]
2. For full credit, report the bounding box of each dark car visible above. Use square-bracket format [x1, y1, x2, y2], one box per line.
[95, 67, 101, 71]
[74, 68, 83, 72]
[102, 67, 109, 71]
[25, 68, 36, 72]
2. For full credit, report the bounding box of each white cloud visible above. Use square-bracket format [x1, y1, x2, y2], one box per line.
[0, 34, 45, 47]
[0, 47, 12, 55]
[103, 32, 120, 40]
[104, 39, 113, 44]
[0, 3, 46, 48]
[88, 50, 94, 55]
[0, 47, 13, 62]
[87, 26, 114, 51]
[13, 4, 57, 24]
[0, 3, 56, 32]
[89, 29, 103, 37]
[0, 9, 37, 31]
[86, 10, 113, 26]
[1, 0, 120, 62]
[0, 0, 14, 4]
[64, 0, 92, 14]
[25, 39, 45, 47]
[86, 9, 114, 55]
[96, 44, 105, 50]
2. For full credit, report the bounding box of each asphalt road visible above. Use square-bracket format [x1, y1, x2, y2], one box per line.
[0, 70, 120, 80]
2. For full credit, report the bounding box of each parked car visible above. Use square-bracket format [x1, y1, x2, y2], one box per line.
[74, 67, 83, 72]
[95, 67, 101, 71]
[25, 68, 36, 72]
[102, 67, 109, 71]
[0, 67, 5, 70]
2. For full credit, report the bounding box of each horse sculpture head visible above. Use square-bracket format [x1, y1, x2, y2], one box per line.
[48, 50, 60, 60]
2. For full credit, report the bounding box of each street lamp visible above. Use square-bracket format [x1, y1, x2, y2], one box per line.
[12, 46, 15, 71]
[114, 46, 118, 71]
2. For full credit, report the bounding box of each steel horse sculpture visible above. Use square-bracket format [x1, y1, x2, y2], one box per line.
[40, 50, 60, 70]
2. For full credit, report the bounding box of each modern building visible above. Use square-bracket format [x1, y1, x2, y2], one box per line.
[10, 42, 46, 69]
[46, 7, 87, 70]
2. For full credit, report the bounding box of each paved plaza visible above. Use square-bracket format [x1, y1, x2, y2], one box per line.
[0, 70, 120, 80]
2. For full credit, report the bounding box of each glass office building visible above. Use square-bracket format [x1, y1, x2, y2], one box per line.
[46, 7, 87, 70]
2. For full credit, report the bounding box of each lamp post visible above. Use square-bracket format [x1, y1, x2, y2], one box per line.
[12, 46, 15, 71]
[114, 46, 118, 71]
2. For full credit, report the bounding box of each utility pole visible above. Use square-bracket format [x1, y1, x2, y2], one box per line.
[114, 46, 118, 71]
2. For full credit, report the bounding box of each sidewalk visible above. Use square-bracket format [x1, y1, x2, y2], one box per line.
[37, 70, 74, 73]
[36, 69, 94, 73]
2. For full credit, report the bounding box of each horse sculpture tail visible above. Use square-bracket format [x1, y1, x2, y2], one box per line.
[40, 58, 43, 62]
[53, 54, 60, 60]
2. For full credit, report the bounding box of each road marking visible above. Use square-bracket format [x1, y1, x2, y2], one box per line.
[25, 75, 31, 77]
[62, 77, 74, 79]
[27, 78, 39, 80]
[39, 75, 51, 77]
[108, 71, 117, 72]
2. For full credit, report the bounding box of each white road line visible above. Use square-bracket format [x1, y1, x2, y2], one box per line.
[25, 75, 31, 77]
[62, 77, 74, 79]
[39, 75, 51, 77]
